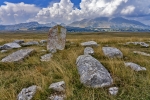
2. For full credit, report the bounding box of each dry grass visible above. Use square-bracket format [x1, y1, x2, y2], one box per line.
[0, 32, 150, 100]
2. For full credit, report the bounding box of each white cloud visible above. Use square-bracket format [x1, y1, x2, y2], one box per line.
[0, 2, 40, 25]
[121, 5, 135, 15]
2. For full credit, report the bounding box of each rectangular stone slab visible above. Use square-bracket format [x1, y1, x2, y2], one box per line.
[1, 49, 34, 62]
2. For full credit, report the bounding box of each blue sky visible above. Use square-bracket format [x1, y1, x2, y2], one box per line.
[0, 0, 150, 25]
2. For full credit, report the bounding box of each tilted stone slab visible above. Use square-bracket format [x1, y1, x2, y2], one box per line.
[17, 85, 37, 100]
[1, 49, 34, 62]
[124, 62, 146, 71]
[84, 47, 94, 55]
[3, 42, 21, 49]
[47, 25, 66, 53]
[81, 41, 98, 47]
[76, 55, 113, 88]
[102, 47, 123, 58]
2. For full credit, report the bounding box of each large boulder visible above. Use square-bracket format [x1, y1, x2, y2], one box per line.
[17, 85, 37, 100]
[47, 25, 66, 53]
[3, 42, 21, 49]
[84, 47, 94, 55]
[21, 41, 39, 46]
[40, 53, 53, 62]
[76, 55, 113, 88]
[1, 49, 34, 62]
[102, 47, 123, 58]
[124, 62, 146, 71]
[81, 41, 98, 47]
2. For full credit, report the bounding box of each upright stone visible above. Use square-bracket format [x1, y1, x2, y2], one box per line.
[76, 55, 113, 88]
[47, 25, 66, 53]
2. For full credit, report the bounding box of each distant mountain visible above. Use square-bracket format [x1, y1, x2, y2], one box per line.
[68, 17, 150, 29]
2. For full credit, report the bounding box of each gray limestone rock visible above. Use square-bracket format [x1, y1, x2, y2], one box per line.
[133, 51, 150, 56]
[84, 47, 94, 55]
[76, 55, 113, 88]
[13, 40, 24, 44]
[109, 87, 119, 95]
[17, 85, 37, 100]
[49, 81, 65, 92]
[3, 42, 21, 49]
[47, 25, 66, 53]
[102, 47, 123, 58]
[81, 41, 98, 47]
[40, 53, 53, 61]
[21, 41, 39, 46]
[124, 62, 146, 71]
[1, 49, 34, 62]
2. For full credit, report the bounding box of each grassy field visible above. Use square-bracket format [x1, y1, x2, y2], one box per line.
[0, 32, 150, 100]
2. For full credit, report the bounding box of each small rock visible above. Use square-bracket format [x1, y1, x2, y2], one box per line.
[133, 51, 150, 56]
[13, 40, 24, 44]
[109, 87, 118, 95]
[1, 50, 8, 53]
[84, 47, 94, 55]
[40, 40, 47, 44]
[76, 55, 113, 88]
[48, 95, 65, 100]
[40, 53, 53, 61]
[124, 62, 146, 71]
[126, 42, 149, 48]
[81, 41, 98, 47]
[21, 41, 39, 46]
[17, 85, 37, 100]
[41, 49, 47, 52]
[3, 42, 21, 49]
[1, 49, 34, 62]
[102, 47, 123, 58]
[49, 81, 65, 92]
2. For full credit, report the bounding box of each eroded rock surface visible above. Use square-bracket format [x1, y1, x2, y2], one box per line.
[1, 49, 34, 62]
[17, 85, 37, 100]
[124, 62, 146, 71]
[81, 41, 98, 47]
[47, 25, 66, 53]
[102, 47, 123, 58]
[76, 55, 113, 88]
[84, 47, 94, 55]
[40, 53, 53, 61]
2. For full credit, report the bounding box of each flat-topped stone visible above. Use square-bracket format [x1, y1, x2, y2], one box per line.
[124, 62, 146, 71]
[1, 49, 34, 62]
[81, 41, 98, 47]
[102, 47, 123, 58]
[76, 55, 113, 88]
[3, 42, 21, 49]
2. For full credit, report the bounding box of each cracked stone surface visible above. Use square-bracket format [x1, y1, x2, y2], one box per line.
[109, 87, 119, 95]
[124, 62, 146, 71]
[47, 25, 66, 53]
[102, 47, 123, 58]
[17, 85, 37, 100]
[1, 49, 34, 62]
[81, 41, 98, 47]
[76, 55, 113, 88]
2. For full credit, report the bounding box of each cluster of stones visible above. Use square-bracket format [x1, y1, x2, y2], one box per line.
[125, 42, 149, 48]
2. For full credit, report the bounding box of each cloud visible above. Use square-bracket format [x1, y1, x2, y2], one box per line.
[0, 2, 40, 25]
[121, 5, 135, 15]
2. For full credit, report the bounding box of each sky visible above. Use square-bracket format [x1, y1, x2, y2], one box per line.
[0, 0, 150, 25]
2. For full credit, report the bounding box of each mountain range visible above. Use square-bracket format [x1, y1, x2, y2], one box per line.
[0, 17, 149, 31]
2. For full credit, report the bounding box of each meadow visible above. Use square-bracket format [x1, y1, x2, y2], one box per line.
[0, 32, 150, 100]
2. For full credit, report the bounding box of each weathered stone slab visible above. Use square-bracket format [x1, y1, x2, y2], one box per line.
[49, 81, 65, 92]
[124, 62, 146, 71]
[133, 51, 150, 56]
[40, 53, 53, 62]
[17, 85, 37, 100]
[47, 25, 66, 53]
[102, 47, 123, 58]
[1, 49, 34, 62]
[81, 41, 98, 47]
[126, 42, 149, 47]
[76, 55, 113, 88]
[109, 87, 118, 95]
[84, 47, 94, 55]
[13, 40, 24, 44]
[3, 42, 21, 49]
[21, 41, 39, 46]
